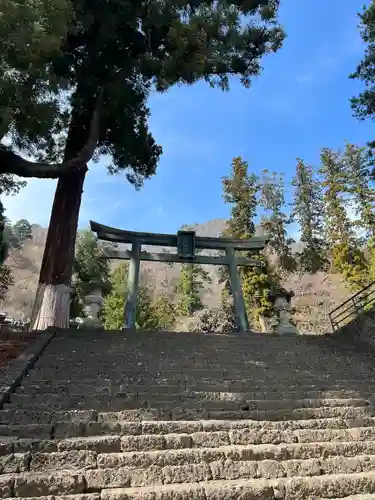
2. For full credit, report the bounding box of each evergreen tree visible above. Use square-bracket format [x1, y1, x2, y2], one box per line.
[0, 174, 26, 265]
[102, 263, 175, 331]
[176, 261, 211, 316]
[0, 174, 26, 298]
[291, 158, 327, 273]
[153, 292, 176, 330]
[350, 1, 375, 157]
[73, 230, 111, 298]
[259, 170, 296, 274]
[12, 219, 32, 244]
[319, 148, 368, 289]
[221, 157, 277, 331]
[342, 142, 375, 241]
[320, 148, 352, 251]
[0, 0, 73, 139]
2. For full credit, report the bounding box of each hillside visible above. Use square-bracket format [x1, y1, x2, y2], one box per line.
[3, 220, 350, 333]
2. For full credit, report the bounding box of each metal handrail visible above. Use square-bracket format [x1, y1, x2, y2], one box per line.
[329, 281, 375, 331]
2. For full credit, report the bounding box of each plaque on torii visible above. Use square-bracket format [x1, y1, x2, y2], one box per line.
[177, 231, 196, 259]
[90, 221, 269, 333]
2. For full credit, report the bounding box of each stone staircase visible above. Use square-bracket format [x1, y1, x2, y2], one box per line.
[2, 330, 375, 499]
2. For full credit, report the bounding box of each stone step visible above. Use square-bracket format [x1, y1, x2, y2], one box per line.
[20, 381, 375, 397]
[102, 406, 375, 422]
[5, 400, 374, 421]
[14, 440, 375, 473]
[34, 354, 369, 367]
[14, 384, 373, 400]
[2, 413, 375, 440]
[56, 429, 375, 453]
[98, 472, 375, 500]
[34, 334, 349, 349]
[32, 359, 361, 370]
[32, 365, 371, 375]
[5, 453, 375, 491]
[6, 425, 375, 457]
[2, 414, 375, 441]
[37, 359, 346, 370]
[7, 424, 375, 457]
[41, 359, 355, 369]
[8, 394, 150, 410]
[38, 349, 347, 360]
[6, 470, 375, 500]
[0, 410, 98, 425]
[22, 375, 375, 389]
[9, 392, 370, 410]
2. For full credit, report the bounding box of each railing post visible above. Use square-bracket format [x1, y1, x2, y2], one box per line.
[124, 240, 141, 329]
[225, 246, 249, 332]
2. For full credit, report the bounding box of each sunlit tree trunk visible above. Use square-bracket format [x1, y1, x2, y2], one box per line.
[31, 91, 94, 330]
[30, 168, 86, 329]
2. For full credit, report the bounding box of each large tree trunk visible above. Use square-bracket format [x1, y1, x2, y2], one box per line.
[30, 87, 96, 330]
[30, 168, 86, 330]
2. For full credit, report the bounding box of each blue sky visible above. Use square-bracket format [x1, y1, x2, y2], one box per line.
[4, 0, 373, 235]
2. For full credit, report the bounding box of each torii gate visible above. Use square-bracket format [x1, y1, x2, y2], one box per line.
[90, 221, 269, 332]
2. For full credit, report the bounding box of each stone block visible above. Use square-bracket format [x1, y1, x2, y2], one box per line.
[164, 434, 192, 450]
[84, 468, 132, 490]
[162, 463, 212, 484]
[121, 435, 165, 452]
[0, 453, 29, 473]
[57, 436, 121, 453]
[13, 472, 85, 497]
[13, 439, 57, 454]
[0, 474, 14, 498]
[30, 451, 97, 471]
[191, 432, 230, 448]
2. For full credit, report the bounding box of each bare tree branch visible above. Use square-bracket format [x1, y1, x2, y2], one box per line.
[0, 89, 103, 179]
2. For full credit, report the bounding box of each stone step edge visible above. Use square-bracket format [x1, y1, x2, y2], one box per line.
[10, 393, 371, 407]
[19, 440, 375, 467]
[0, 331, 56, 410]
[98, 471, 375, 499]
[5, 429, 375, 455]
[4, 405, 373, 420]
[16, 386, 375, 397]
[6, 453, 375, 486]
[2, 414, 375, 431]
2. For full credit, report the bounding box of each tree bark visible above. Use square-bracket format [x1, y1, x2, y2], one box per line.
[30, 87, 98, 330]
[30, 167, 87, 330]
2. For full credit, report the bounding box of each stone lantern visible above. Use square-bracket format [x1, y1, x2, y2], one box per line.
[268, 288, 298, 336]
[78, 281, 105, 329]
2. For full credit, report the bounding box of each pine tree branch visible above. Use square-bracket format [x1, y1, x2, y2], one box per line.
[0, 89, 103, 179]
